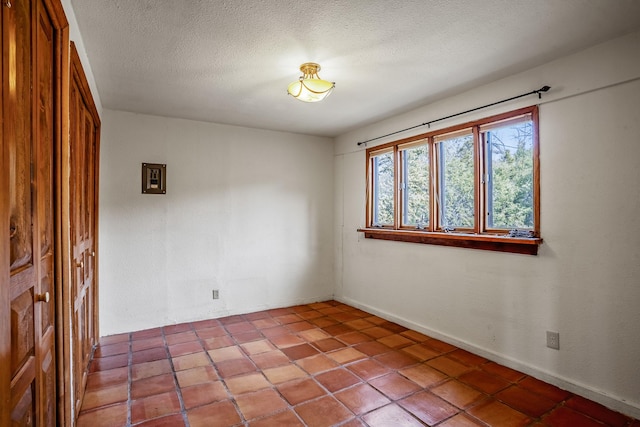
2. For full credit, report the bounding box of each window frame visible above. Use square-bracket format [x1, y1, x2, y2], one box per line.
[397, 138, 431, 230]
[367, 147, 396, 229]
[360, 106, 542, 255]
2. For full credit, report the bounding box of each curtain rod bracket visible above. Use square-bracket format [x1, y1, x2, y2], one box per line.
[355, 85, 550, 147]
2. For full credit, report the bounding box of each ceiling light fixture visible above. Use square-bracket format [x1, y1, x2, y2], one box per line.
[287, 62, 335, 103]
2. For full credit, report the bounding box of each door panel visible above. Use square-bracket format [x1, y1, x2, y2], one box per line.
[35, 0, 54, 258]
[3, 0, 58, 425]
[8, 0, 33, 273]
[69, 42, 100, 416]
[10, 290, 34, 375]
[7, 0, 38, 424]
[34, 1, 56, 423]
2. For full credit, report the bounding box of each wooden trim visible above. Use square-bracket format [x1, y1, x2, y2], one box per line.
[397, 140, 431, 229]
[428, 138, 436, 232]
[0, 6, 10, 426]
[365, 153, 372, 227]
[38, 0, 65, 423]
[393, 146, 399, 228]
[398, 148, 407, 228]
[479, 113, 533, 132]
[70, 42, 100, 126]
[433, 137, 442, 230]
[93, 110, 101, 342]
[472, 125, 481, 234]
[367, 148, 398, 228]
[43, 1, 69, 425]
[58, 28, 72, 427]
[358, 228, 542, 255]
[433, 127, 473, 143]
[43, 0, 68, 29]
[397, 137, 429, 151]
[57, 25, 69, 427]
[532, 106, 541, 236]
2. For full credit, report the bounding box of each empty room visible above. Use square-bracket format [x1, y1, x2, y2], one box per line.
[2, 0, 640, 426]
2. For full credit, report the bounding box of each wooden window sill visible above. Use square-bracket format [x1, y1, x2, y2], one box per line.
[357, 228, 543, 255]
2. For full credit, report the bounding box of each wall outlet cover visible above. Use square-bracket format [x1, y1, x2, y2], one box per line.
[546, 331, 560, 350]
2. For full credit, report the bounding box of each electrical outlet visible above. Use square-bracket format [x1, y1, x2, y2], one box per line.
[546, 331, 560, 350]
[212, 289, 219, 300]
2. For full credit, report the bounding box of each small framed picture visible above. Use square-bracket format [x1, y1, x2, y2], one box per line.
[142, 163, 166, 194]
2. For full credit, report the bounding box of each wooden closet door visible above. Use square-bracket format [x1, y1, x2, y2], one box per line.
[2, 0, 59, 425]
[69, 42, 100, 416]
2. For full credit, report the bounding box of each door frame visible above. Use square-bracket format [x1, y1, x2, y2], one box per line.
[43, 1, 69, 426]
[62, 41, 101, 425]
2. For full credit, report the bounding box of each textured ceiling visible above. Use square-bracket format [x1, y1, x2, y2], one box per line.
[70, 0, 640, 137]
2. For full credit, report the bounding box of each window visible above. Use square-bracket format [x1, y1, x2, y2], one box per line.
[436, 131, 475, 230]
[400, 141, 429, 228]
[482, 118, 535, 230]
[370, 149, 394, 226]
[362, 106, 541, 255]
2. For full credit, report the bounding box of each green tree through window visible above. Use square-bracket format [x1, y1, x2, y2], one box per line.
[372, 151, 394, 225]
[438, 134, 474, 228]
[485, 121, 534, 229]
[401, 144, 430, 227]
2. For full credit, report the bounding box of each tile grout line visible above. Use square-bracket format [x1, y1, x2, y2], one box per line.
[197, 319, 248, 425]
[286, 307, 428, 426]
[219, 310, 348, 425]
[228, 312, 313, 426]
[162, 325, 191, 427]
[247, 318, 311, 427]
[235, 308, 420, 426]
[126, 332, 133, 427]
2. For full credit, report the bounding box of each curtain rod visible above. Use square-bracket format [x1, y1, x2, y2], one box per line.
[356, 85, 550, 146]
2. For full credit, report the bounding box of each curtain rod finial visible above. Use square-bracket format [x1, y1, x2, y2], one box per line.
[539, 86, 551, 92]
[537, 86, 551, 98]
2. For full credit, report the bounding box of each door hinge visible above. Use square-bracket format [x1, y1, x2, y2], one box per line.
[3, 1, 11, 8]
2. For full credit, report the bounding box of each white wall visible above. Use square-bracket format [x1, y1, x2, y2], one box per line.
[99, 111, 334, 334]
[334, 31, 640, 418]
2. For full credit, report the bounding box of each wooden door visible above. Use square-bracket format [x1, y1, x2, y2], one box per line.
[69, 42, 101, 417]
[1, 0, 67, 425]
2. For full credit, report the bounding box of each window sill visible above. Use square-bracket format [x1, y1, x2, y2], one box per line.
[357, 228, 542, 255]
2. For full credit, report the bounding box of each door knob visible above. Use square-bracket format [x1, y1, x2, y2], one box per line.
[36, 292, 50, 303]
[76, 261, 84, 268]
[2, 1, 11, 9]
[90, 251, 96, 257]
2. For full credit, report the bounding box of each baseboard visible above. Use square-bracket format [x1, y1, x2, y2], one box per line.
[335, 295, 640, 420]
[205, 293, 336, 321]
[102, 294, 335, 336]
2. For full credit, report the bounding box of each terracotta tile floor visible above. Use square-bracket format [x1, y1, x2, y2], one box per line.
[77, 301, 639, 427]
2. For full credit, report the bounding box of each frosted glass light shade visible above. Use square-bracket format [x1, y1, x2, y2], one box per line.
[287, 63, 335, 103]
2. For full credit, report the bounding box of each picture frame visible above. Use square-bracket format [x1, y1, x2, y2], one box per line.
[142, 163, 166, 194]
